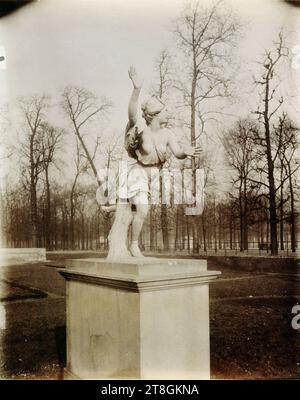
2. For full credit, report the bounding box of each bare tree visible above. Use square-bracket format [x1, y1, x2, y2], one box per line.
[61, 86, 112, 186]
[151, 48, 173, 251]
[61, 86, 118, 251]
[275, 114, 299, 252]
[223, 119, 257, 251]
[173, 0, 239, 252]
[252, 32, 289, 255]
[0, 103, 12, 161]
[68, 140, 89, 250]
[18, 95, 50, 246]
[173, 0, 239, 141]
[151, 48, 172, 101]
[39, 122, 63, 249]
[0, 104, 12, 246]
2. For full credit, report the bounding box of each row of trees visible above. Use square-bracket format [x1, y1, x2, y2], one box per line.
[1, 180, 293, 254]
[0, 1, 298, 255]
[223, 34, 299, 254]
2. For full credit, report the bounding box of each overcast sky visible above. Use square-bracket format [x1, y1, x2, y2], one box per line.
[0, 0, 299, 122]
[0, 0, 299, 190]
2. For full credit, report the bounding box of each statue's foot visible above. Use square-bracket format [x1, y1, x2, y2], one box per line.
[106, 247, 133, 261]
[106, 238, 133, 260]
[129, 241, 145, 258]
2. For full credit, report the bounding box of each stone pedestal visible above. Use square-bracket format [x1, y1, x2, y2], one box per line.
[59, 258, 220, 380]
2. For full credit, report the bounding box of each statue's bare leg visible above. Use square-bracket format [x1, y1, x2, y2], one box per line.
[129, 192, 149, 257]
[106, 201, 133, 260]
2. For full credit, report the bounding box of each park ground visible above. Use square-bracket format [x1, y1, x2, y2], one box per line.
[0, 252, 299, 380]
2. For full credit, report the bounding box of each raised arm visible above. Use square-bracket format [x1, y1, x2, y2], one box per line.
[127, 66, 142, 129]
[167, 130, 202, 160]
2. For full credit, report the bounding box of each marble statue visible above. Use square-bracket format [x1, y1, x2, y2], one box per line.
[106, 67, 201, 260]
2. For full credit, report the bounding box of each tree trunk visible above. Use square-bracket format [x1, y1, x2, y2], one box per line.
[149, 206, 155, 251]
[70, 201, 75, 250]
[190, 47, 199, 254]
[264, 78, 278, 255]
[288, 166, 297, 253]
[53, 201, 58, 250]
[161, 204, 169, 251]
[266, 213, 269, 253]
[186, 217, 190, 252]
[239, 186, 244, 252]
[30, 167, 38, 247]
[175, 206, 180, 250]
[243, 178, 248, 251]
[229, 209, 233, 250]
[279, 170, 284, 251]
[70, 175, 79, 250]
[45, 166, 52, 250]
[202, 210, 207, 252]
[218, 207, 222, 250]
[192, 217, 199, 253]
[160, 175, 169, 251]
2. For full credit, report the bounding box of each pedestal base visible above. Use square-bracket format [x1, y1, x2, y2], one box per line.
[59, 258, 220, 380]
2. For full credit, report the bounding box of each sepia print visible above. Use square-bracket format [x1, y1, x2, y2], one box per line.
[0, 0, 299, 380]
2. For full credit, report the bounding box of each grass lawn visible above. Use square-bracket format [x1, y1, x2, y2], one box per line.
[0, 253, 299, 379]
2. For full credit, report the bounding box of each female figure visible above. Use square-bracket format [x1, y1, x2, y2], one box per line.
[106, 67, 201, 260]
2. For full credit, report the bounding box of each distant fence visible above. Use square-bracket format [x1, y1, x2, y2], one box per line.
[4, 240, 299, 257]
[139, 240, 300, 257]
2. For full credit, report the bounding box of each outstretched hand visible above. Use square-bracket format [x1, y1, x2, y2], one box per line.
[128, 66, 143, 89]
